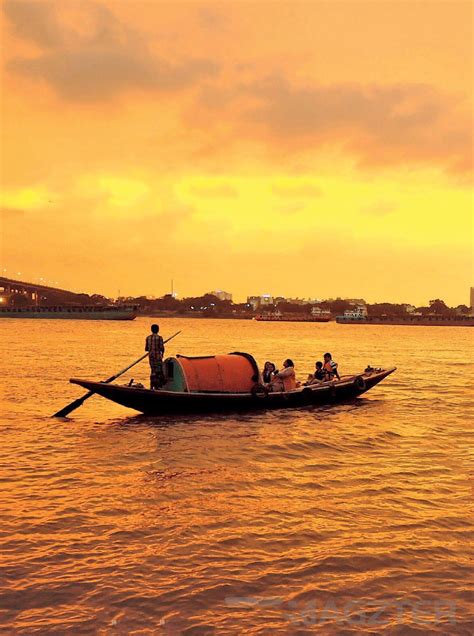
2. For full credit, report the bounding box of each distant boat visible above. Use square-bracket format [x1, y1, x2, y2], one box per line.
[0, 305, 138, 320]
[70, 352, 396, 415]
[336, 315, 474, 327]
[255, 312, 331, 323]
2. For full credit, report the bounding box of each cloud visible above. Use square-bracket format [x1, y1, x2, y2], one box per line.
[77, 174, 151, 209]
[0, 186, 54, 210]
[3, 1, 63, 48]
[9, 52, 218, 102]
[4, 1, 218, 101]
[247, 77, 446, 137]
[198, 75, 472, 178]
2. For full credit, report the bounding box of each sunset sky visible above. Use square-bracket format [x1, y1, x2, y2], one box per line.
[1, 0, 472, 305]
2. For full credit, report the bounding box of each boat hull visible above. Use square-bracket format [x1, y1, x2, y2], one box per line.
[336, 317, 473, 327]
[70, 368, 396, 415]
[0, 306, 137, 320]
[255, 315, 331, 322]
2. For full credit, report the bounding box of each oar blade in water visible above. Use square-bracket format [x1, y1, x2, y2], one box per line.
[52, 330, 182, 418]
[52, 393, 91, 418]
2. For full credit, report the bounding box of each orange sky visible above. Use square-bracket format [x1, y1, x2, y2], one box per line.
[0, 0, 472, 305]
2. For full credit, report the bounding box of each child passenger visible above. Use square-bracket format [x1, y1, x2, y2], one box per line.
[307, 361, 324, 385]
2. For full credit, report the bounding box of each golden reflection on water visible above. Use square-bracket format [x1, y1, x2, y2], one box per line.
[1, 318, 473, 633]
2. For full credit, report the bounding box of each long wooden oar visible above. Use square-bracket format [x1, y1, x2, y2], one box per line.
[52, 330, 181, 417]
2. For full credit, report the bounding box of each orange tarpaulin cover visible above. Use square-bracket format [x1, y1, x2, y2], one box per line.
[176, 354, 257, 393]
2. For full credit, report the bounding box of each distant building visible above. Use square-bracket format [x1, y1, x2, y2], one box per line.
[283, 297, 323, 306]
[325, 297, 366, 305]
[247, 296, 259, 310]
[470, 287, 474, 311]
[247, 294, 273, 310]
[283, 297, 306, 306]
[273, 297, 323, 306]
[209, 290, 232, 302]
[402, 304, 417, 313]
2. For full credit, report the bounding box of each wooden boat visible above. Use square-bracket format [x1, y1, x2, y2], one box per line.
[70, 352, 396, 415]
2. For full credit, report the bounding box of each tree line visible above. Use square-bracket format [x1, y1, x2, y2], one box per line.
[118, 295, 471, 317]
[10, 288, 471, 317]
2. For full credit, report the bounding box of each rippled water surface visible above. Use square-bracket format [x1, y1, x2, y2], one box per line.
[1, 317, 473, 634]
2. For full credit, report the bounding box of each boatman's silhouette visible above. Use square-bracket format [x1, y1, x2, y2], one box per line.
[145, 324, 165, 389]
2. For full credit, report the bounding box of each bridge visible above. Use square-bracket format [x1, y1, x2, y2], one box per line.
[0, 277, 91, 306]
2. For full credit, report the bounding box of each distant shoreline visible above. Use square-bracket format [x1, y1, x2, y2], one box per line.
[137, 311, 474, 326]
[139, 311, 254, 320]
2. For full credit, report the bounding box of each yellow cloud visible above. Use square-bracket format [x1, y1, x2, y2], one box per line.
[174, 171, 472, 251]
[0, 186, 53, 210]
[77, 175, 150, 208]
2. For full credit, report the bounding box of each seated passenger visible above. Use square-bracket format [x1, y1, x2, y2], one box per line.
[307, 361, 324, 385]
[323, 352, 340, 381]
[270, 359, 296, 392]
[262, 361, 278, 384]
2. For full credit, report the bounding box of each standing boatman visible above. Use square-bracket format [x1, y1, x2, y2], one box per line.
[145, 324, 165, 389]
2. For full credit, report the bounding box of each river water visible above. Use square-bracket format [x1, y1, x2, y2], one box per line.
[1, 317, 473, 634]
